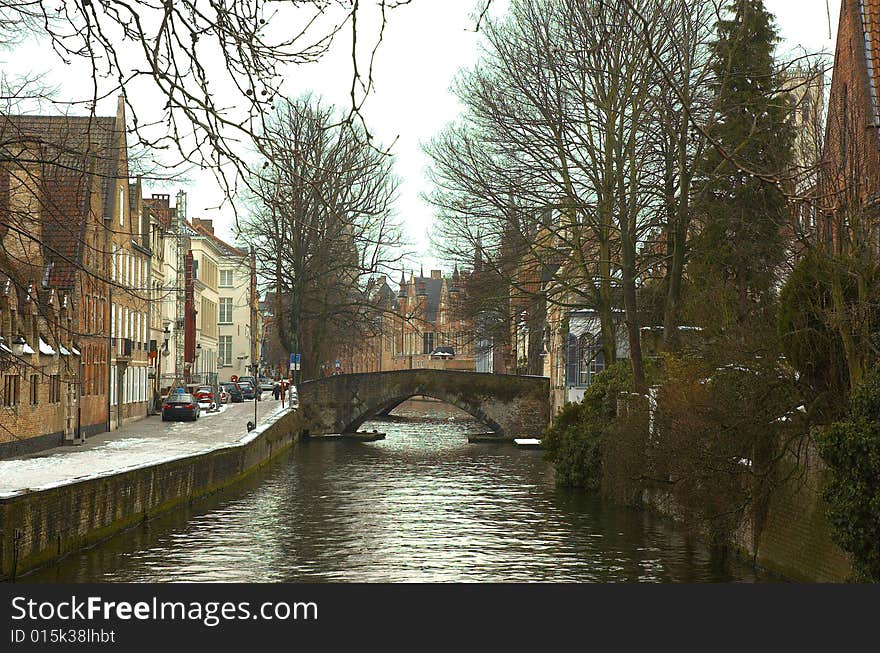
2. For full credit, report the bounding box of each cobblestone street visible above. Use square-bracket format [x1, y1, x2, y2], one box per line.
[0, 398, 290, 498]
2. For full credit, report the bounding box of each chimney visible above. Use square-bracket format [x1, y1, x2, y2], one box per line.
[430, 270, 441, 280]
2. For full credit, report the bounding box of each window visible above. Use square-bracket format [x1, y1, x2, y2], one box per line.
[119, 188, 125, 226]
[201, 299, 218, 338]
[49, 374, 60, 403]
[30, 374, 38, 405]
[220, 269, 234, 287]
[219, 336, 233, 366]
[423, 332, 435, 355]
[578, 334, 592, 386]
[3, 375, 20, 407]
[577, 333, 604, 387]
[219, 297, 233, 324]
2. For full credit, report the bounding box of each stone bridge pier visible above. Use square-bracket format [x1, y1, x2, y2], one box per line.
[297, 369, 549, 439]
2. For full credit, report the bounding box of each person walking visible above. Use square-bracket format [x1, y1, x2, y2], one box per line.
[273, 381, 280, 400]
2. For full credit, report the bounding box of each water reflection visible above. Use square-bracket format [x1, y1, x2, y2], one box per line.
[23, 399, 765, 583]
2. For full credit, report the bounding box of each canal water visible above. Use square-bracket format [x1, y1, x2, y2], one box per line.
[24, 400, 765, 582]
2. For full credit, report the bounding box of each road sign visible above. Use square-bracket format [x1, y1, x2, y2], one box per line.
[231, 374, 238, 382]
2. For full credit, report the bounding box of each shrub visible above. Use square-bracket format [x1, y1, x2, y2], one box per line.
[816, 369, 880, 582]
[544, 360, 654, 490]
[777, 251, 865, 417]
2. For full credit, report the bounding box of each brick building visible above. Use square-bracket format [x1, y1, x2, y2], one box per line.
[820, 0, 880, 253]
[340, 267, 477, 374]
[0, 102, 134, 452]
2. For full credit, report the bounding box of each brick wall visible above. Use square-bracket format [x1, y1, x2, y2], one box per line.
[744, 437, 852, 582]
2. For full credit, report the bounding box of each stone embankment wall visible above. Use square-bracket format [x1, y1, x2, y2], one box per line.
[643, 435, 851, 582]
[735, 438, 851, 582]
[0, 408, 303, 581]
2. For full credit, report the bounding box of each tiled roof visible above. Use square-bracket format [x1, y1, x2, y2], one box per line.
[0, 113, 121, 289]
[41, 162, 92, 289]
[191, 222, 248, 258]
[413, 276, 443, 322]
[0, 114, 121, 219]
[861, 0, 880, 128]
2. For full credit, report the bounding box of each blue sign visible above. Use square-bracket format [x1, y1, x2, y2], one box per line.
[295, 354, 301, 364]
[176, 387, 184, 394]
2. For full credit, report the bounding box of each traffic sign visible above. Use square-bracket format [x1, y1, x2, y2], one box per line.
[231, 374, 238, 382]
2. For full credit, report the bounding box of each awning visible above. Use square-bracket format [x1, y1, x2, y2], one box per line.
[39, 337, 56, 355]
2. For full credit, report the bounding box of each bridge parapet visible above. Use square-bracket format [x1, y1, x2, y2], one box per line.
[298, 369, 549, 439]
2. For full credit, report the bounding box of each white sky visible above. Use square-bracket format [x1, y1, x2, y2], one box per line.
[3, 0, 843, 272]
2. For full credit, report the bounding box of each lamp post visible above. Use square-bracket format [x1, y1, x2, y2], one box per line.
[252, 362, 259, 427]
[154, 324, 170, 410]
[194, 343, 202, 386]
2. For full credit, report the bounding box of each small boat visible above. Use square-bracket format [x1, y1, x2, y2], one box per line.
[514, 438, 542, 450]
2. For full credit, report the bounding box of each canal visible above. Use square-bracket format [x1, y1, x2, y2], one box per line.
[24, 400, 765, 582]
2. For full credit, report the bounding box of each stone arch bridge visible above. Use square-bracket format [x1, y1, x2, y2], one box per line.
[297, 369, 549, 439]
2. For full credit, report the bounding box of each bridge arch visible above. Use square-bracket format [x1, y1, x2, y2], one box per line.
[297, 369, 549, 439]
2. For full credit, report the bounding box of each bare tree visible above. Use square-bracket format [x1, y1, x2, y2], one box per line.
[239, 96, 404, 379]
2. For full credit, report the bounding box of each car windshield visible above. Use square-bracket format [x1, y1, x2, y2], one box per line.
[197, 387, 211, 393]
[169, 394, 193, 403]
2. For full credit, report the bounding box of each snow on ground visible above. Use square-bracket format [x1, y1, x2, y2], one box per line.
[0, 400, 289, 498]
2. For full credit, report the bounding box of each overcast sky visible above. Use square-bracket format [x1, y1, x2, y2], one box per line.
[4, 1, 843, 272]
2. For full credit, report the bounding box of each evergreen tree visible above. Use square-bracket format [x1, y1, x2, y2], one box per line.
[693, 0, 793, 315]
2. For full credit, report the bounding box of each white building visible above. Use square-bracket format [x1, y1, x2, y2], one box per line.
[189, 219, 258, 384]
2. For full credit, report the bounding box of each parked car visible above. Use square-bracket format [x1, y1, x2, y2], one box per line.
[162, 394, 201, 421]
[259, 377, 274, 392]
[238, 375, 256, 388]
[221, 382, 243, 403]
[218, 388, 229, 404]
[238, 381, 257, 400]
[194, 386, 214, 404]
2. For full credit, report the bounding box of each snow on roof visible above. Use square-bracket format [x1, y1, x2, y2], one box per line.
[21, 343, 35, 355]
[59, 344, 71, 356]
[39, 337, 56, 355]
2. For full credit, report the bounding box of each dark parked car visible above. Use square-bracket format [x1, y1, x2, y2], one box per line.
[238, 381, 257, 400]
[162, 394, 201, 421]
[221, 382, 243, 403]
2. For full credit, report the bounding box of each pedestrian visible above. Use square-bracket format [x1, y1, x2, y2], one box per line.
[273, 382, 280, 400]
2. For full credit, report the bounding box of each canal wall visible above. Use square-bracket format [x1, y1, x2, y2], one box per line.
[734, 437, 851, 582]
[642, 435, 851, 582]
[0, 408, 304, 581]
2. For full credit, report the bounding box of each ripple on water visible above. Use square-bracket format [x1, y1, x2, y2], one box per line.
[24, 399, 768, 583]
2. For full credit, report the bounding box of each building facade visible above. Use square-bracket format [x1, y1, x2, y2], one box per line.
[190, 218, 260, 383]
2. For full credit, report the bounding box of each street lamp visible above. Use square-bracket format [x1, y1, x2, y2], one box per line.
[194, 343, 202, 383]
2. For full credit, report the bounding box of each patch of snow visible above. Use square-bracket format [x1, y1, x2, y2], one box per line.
[39, 338, 55, 355]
